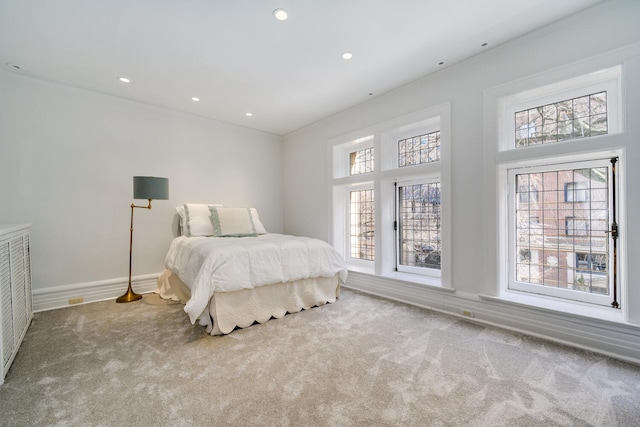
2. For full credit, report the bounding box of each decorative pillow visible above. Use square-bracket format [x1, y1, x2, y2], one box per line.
[182, 203, 223, 236]
[209, 207, 258, 237]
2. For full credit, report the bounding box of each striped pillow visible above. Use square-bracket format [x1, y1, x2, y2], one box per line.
[182, 203, 223, 236]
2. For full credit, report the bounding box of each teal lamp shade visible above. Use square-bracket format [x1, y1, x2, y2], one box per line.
[133, 176, 169, 200]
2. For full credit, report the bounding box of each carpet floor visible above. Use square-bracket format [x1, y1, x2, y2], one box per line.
[1, 288, 639, 426]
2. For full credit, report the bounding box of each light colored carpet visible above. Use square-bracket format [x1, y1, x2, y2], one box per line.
[1, 288, 639, 426]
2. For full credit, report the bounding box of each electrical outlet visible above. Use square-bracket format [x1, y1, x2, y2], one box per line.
[69, 297, 84, 305]
[462, 310, 474, 318]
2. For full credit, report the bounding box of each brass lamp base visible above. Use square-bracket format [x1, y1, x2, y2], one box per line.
[117, 199, 152, 304]
[116, 286, 143, 303]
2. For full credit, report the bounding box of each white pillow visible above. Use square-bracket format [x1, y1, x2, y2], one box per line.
[176, 205, 187, 232]
[182, 203, 223, 236]
[209, 207, 258, 237]
[250, 208, 267, 234]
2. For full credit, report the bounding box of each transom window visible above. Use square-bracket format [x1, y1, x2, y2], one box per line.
[398, 131, 440, 167]
[350, 147, 374, 175]
[515, 92, 607, 147]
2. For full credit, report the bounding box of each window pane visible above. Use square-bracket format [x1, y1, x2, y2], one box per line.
[573, 96, 590, 118]
[350, 189, 375, 260]
[398, 183, 441, 269]
[590, 92, 607, 114]
[514, 166, 610, 296]
[515, 111, 529, 147]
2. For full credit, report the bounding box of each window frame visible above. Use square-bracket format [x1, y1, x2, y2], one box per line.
[395, 177, 442, 278]
[488, 60, 628, 318]
[332, 135, 374, 180]
[505, 157, 618, 307]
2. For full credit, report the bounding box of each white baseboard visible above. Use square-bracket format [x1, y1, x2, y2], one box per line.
[32, 273, 160, 312]
[345, 271, 640, 365]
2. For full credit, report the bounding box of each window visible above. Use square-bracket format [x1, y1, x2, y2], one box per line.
[565, 217, 588, 236]
[398, 131, 440, 167]
[494, 65, 624, 311]
[397, 182, 441, 273]
[515, 92, 607, 147]
[350, 147, 374, 175]
[511, 160, 614, 305]
[495, 65, 621, 152]
[564, 181, 589, 202]
[349, 189, 375, 260]
[330, 104, 450, 286]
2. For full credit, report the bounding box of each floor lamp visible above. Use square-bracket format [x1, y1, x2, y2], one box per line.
[116, 176, 169, 303]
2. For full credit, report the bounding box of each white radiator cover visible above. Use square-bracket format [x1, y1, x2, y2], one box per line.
[0, 224, 33, 385]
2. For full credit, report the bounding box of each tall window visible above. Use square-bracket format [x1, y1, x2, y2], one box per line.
[494, 65, 623, 311]
[511, 162, 612, 304]
[350, 189, 375, 260]
[398, 182, 441, 272]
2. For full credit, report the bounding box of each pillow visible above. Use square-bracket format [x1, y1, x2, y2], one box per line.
[182, 203, 223, 236]
[250, 208, 267, 234]
[209, 207, 258, 237]
[176, 205, 187, 234]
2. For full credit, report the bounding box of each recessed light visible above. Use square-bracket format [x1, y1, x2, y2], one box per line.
[118, 77, 131, 83]
[246, 112, 253, 117]
[438, 61, 445, 66]
[273, 8, 288, 21]
[481, 42, 489, 47]
[6, 62, 24, 71]
[192, 97, 200, 102]
[342, 52, 353, 60]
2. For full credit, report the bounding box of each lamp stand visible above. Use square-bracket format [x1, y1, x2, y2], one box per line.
[116, 199, 153, 303]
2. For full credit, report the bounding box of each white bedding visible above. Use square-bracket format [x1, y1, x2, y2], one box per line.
[164, 233, 348, 324]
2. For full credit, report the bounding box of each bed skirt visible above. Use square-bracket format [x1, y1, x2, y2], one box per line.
[156, 269, 340, 335]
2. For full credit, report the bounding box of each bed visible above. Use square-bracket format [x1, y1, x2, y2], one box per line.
[156, 204, 348, 335]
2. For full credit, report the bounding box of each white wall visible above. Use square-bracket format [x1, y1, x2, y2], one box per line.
[282, 0, 640, 362]
[0, 72, 283, 302]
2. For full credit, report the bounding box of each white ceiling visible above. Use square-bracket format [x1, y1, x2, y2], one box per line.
[0, 0, 604, 136]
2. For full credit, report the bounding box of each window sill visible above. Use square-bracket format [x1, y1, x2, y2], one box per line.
[385, 271, 441, 287]
[480, 290, 625, 324]
[345, 267, 454, 291]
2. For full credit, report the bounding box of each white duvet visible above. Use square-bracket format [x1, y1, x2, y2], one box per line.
[164, 234, 348, 324]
